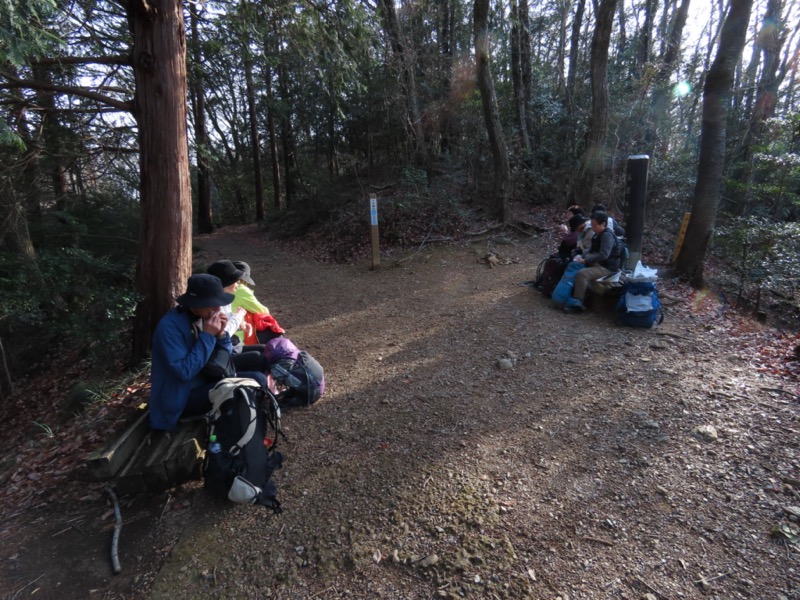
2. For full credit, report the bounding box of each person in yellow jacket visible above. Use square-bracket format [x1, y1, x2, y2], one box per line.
[231, 261, 277, 344]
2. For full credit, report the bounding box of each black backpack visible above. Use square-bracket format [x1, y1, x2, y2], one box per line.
[534, 255, 570, 298]
[203, 378, 284, 512]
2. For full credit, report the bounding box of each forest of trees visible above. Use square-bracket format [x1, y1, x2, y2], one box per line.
[0, 0, 799, 371]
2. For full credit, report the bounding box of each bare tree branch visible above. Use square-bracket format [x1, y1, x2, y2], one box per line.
[30, 55, 131, 67]
[0, 71, 133, 112]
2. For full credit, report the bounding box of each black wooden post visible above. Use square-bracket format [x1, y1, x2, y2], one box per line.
[625, 155, 649, 268]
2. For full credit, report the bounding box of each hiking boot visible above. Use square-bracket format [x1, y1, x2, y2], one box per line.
[563, 302, 585, 314]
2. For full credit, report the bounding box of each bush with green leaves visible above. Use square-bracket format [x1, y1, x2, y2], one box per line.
[0, 191, 139, 376]
[712, 216, 800, 312]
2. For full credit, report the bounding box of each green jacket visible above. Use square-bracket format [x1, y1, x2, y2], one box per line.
[232, 285, 270, 342]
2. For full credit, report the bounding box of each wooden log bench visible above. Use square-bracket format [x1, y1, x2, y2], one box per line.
[587, 275, 625, 315]
[85, 408, 206, 496]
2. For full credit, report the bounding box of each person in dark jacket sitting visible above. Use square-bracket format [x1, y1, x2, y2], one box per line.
[591, 203, 625, 237]
[149, 273, 267, 431]
[564, 211, 621, 313]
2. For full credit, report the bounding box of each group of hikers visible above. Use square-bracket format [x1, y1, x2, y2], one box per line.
[148, 260, 284, 431]
[534, 204, 627, 313]
[147, 259, 325, 509]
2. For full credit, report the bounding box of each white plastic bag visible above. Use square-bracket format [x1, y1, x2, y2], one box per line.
[228, 476, 260, 504]
[629, 261, 658, 282]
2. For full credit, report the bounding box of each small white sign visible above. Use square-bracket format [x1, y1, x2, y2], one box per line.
[370, 196, 378, 226]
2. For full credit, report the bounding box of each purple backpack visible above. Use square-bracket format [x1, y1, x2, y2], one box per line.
[262, 337, 325, 407]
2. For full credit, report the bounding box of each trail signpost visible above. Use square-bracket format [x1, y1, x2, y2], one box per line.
[625, 155, 649, 268]
[370, 194, 380, 270]
[672, 212, 691, 264]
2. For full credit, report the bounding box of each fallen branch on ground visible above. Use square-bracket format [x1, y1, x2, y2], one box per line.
[106, 486, 122, 574]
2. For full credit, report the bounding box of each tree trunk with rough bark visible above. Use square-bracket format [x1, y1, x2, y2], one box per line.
[647, 0, 690, 152]
[573, 0, 617, 202]
[189, 4, 213, 234]
[128, 0, 193, 362]
[474, 0, 510, 223]
[377, 0, 428, 167]
[265, 59, 281, 211]
[244, 48, 264, 221]
[510, 0, 531, 155]
[674, 0, 754, 286]
[278, 57, 297, 209]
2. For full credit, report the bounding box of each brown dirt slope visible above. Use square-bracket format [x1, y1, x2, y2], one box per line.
[1, 223, 799, 599]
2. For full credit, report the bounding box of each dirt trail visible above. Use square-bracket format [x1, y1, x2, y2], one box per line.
[2, 224, 799, 599]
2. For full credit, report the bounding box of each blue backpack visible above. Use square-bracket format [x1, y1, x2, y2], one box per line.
[615, 279, 664, 328]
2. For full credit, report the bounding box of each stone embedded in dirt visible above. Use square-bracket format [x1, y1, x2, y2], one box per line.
[693, 425, 719, 442]
[492, 236, 515, 245]
[419, 553, 439, 568]
[650, 340, 669, 350]
[497, 358, 514, 370]
[783, 506, 800, 520]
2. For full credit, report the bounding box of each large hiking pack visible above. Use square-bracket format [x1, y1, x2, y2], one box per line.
[534, 255, 570, 298]
[551, 261, 586, 307]
[262, 337, 325, 408]
[203, 378, 284, 512]
[615, 278, 664, 328]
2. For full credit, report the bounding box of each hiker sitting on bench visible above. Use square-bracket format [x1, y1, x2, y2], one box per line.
[556, 214, 586, 259]
[564, 211, 621, 314]
[149, 274, 268, 432]
[206, 260, 274, 374]
[558, 205, 584, 235]
[232, 260, 284, 345]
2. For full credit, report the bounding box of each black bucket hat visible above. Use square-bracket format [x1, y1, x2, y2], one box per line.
[206, 260, 244, 287]
[176, 274, 235, 308]
[233, 261, 255, 286]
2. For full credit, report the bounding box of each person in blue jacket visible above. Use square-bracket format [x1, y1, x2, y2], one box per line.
[149, 273, 267, 431]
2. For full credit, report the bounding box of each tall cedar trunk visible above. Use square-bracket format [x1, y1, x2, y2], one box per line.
[438, 0, 454, 153]
[617, 0, 627, 65]
[739, 0, 784, 178]
[736, 12, 759, 110]
[556, 0, 569, 93]
[327, 73, 339, 177]
[243, 49, 265, 221]
[31, 67, 68, 210]
[189, 5, 213, 234]
[265, 60, 281, 210]
[510, 0, 531, 155]
[277, 58, 297, 208]
[0, 88, 40, 270]
[647, 0, 690, 152]
[736, 0, 786, 214]
[129, 0, 193, 362]
[519, 0, 533, 142]
[573, 0, 617, 202]
[684, 4, 726, 149]
[474, 0, 510, 223]
[657, 0, 676, 55]
[377, 0, 428, 167]
[674, 0, 753, 287]
[565, 0, 586, 117]
[637, 0, 656, 76]
[0, 195, 38, 267]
